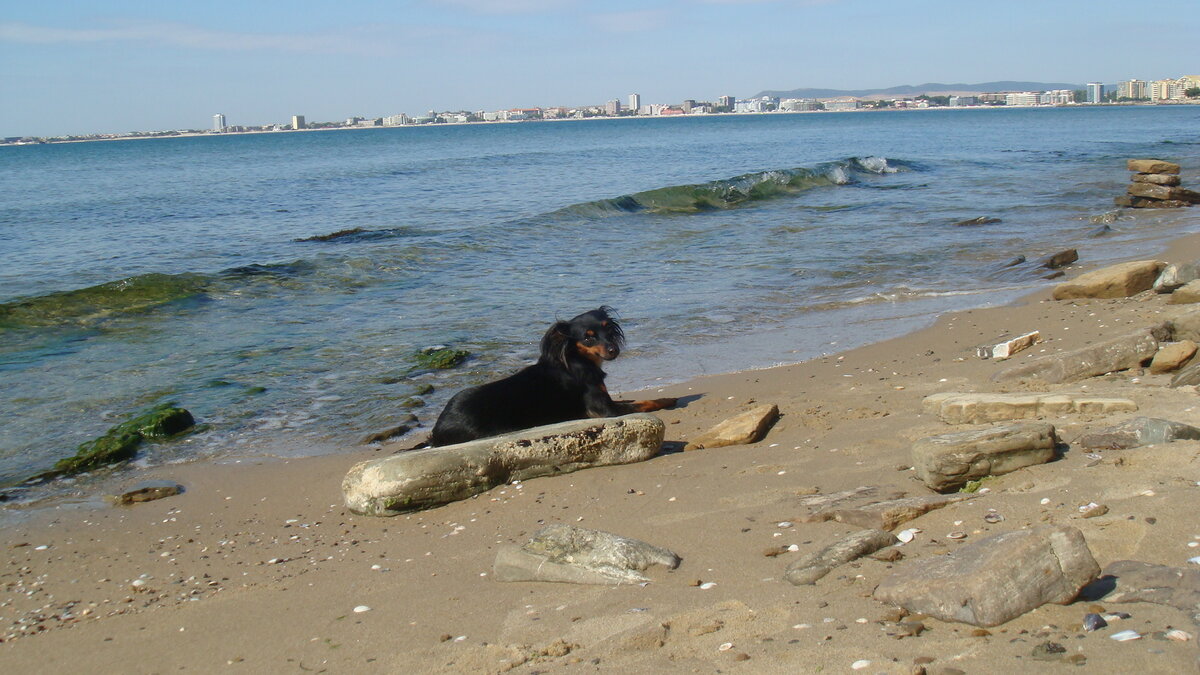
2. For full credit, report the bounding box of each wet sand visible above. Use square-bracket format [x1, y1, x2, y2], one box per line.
[3, 233, 1200, 673]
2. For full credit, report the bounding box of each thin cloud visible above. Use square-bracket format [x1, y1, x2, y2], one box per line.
[0, 19, 389, 55]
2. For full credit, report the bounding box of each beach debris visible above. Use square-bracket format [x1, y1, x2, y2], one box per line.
[990, 324, 1166, 384]
[342, 413, 664, 515]
[911, 422, 1057, 492]
[922, 392, 1136, 425]
[1051, 260, 1166, 300]
[784, 529, 897, 586]
[684, 403, 779, 450]
[874, 525, 1100, 627]
[106, 481, 184, 506]
[1083, 612, 1108, 631]
[801, 493, 972, 531]
[1150, 340, 1198, 373]
[1077, 417, 1200, 450]
[975, 331, 1042, 361]
[1077, 503, 1109, 519]
[492, 524, 680, 586]
[1110, 629, 1142, 641]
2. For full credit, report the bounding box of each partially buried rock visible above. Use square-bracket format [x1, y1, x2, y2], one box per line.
[911, 422, 1057, 492]
[493, 524, 680, 585]
[684, 404, 778, 450]
[1150, 340, 1197, 373]
[990, 326, 1165, 384]
[1040, 249, 1078, 270]
[1051, 260, 1165, 300]
[342, 413, 664, 515]
[784, 529, 897, 585]
[1077, 416, 1200, 450]
[1099, 560, 1200, 620]
[107, 481, 183, 506]
[814, 493, 973, 531]
[37, 404, 196, 480]
[873, 525, 1100, 627]
[1169, 281, 1200, 305]
[922, 392, 1136, 425]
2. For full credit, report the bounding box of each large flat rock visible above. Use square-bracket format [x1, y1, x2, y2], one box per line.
[874, 525, 1099, 627]
[990, 327, 1164, 384]
[912, 422, 1057, 492]
[1052, 260, 1165, 300]
[343, 414, 665, 515]
[923, 392, 1136, 425]
[1127, 159, 1181, 174]
[684, 404, 778, 450]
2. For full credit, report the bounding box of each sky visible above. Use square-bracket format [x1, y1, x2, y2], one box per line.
[2, 0, 1198, 137]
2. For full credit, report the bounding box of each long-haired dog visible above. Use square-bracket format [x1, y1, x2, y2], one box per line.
[429, 307, 677, 446]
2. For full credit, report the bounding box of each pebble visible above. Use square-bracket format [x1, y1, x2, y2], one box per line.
[353, 605, 371, 613]
[1082, 613, 1107, 631]
[1109, 629, 1141, 641]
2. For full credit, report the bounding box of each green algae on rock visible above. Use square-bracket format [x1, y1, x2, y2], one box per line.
[38, 404, 196, 480]
[0, 273, 208, 330]
[413, 346, 470, 370]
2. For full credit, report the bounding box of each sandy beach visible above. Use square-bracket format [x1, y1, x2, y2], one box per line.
[5, 231, 1200, 673]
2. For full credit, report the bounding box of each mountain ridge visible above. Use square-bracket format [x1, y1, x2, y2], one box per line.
[754, 81, 1086, 100]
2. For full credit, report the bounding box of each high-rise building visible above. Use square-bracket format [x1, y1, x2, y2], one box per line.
[1117, 79, 1147, 100]
[291, 115, 306, 130]
[718, 95, 734, 110]
[212, 113, 226, 132]
[1086, 83, 1104, 103]
[605, 99, 621, 116]
[629, 94, 641, 114]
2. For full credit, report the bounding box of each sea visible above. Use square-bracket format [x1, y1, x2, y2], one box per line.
[2, 105, 1199, 502]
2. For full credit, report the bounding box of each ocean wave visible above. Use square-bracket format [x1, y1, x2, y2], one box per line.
[552, 157, 910, 217]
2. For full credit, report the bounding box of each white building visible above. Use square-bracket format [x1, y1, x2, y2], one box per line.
[629, 93, 641, 114]
[824, 99, 859, 112]
[291, 115, 306, 130]
[1086, 83, 1104, 103]
[1005, 92, 1041, 106]
[1117, 79, 1147, 100]
[780, 98, 820, 112]
[383, 114, 410, 126]
[212, 113, 226, 131]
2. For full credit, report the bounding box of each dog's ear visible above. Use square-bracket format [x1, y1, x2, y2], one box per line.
[540, 321, 572, 368]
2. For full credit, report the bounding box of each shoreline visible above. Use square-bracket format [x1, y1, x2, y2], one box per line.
[3, 224, 1200, 670]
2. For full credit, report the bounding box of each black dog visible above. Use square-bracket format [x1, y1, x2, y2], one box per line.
[429, 307, 676, 446]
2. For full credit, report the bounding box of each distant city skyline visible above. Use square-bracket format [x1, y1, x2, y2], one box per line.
[2, 0, 1198, 137]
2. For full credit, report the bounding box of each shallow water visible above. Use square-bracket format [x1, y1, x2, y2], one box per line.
[1, 106, 1199, 490]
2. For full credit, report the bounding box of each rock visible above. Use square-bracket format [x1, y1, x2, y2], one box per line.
[1171, 359, 1200, 387]
[1150, 340, 1198, 373]
[1170, 281, 1200, 305]
[37, 404, 196, 480]
[1099, 560, 1200, 622]
[1114, 195, 1191, 209]
[684, 404, 778, 450]
[361, 417, 417, 444]
[1131, 173, 1182, 186]
[1170, 310, 1200, 342]
[784, 529, 898, 585]
[106, 481, 184, 505]
[795, 486, 890, 522]
[413, 346, 470, 370]
[874, 525, 1100, 627]
[1128, 183, 1200, 204]
[1076, 417, 1200, 450]
[922, 392, 1137, 425]
[975, 331, 1042, 360]
[951, 216, 1001, 227]
[912, 422, 1057, 492]
[814, 494, 974, 531]
[492, 524, 680, 585]
[990, 327, 1163, 384]
[1126, 159, 1181, 175]
[342, 413, 665, 515]
[1051, 260, 1166, 300]
[1040, 249, 1079, 270]
[1154, 262, 1200, 293]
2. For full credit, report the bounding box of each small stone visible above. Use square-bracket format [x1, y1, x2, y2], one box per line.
[970, 628, 992, 637]
[1082, 613, 1107, 631]
[1078, 503, 1108, 519]
[1064, 654, 1087, 665]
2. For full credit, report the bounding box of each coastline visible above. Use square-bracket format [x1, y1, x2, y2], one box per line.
[3, 225, 1200, 671]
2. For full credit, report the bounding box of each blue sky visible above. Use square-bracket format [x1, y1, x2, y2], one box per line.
[2, 0, 1197, 136]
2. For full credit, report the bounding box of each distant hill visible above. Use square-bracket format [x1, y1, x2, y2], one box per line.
[754, 81, 1086, 100]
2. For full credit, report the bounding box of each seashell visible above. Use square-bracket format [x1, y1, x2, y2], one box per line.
[1040, 498, 1051, 505]
[851, 660, 871, 670]
[1109, 629, 1141, 641]
[717, 642, 733, 652]
[777, 521, 794, 528]
[1165, 629, 1193, 642]
[1082, 613, 1107, 631]
[897, 528, 919, 543]
[699, 582, 716, 590]
[984, 511, 1004, 524]
[1101, 612, 1131, 621]
[1189, 556, 1200, 566]
[353, 605, 371, 613]
[946, 531, 967, 540]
